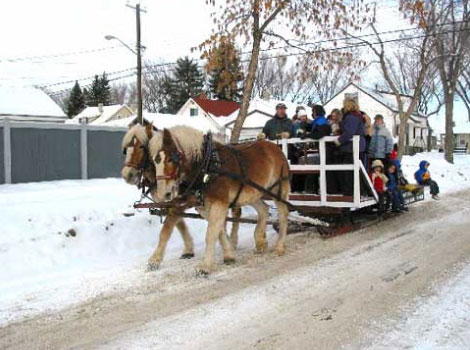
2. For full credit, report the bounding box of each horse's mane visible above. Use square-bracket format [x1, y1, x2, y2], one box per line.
[149, 125, 204, 161]
[122, 124, 150, 148]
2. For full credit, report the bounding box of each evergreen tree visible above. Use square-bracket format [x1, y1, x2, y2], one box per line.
[164, 57, 204, 113]
[86, 72, 112, 106]
[66, 81, 85, 118]
[206, 38, 243, 101]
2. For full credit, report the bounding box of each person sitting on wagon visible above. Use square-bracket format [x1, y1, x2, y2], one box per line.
[414, 160, 440, 200]
[386, 162, 407, 212]
[370, 160, 388, 214]
[369, 114, 394, 169]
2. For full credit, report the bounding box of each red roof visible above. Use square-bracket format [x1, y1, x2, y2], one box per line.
[193, 97, 240, 117]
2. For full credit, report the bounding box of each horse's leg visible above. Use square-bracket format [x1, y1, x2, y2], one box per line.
[175, 219, 195, 259]
[197, 202, 228, 276]
[274, 200, 289, 256]
[251, 199, 269, 253]
[229, 206, 241, 249]
[147, 214, 179, 270]
[219, 226, 236, 264]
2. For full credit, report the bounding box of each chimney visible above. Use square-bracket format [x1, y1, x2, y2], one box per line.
[98, 103, 104, 114]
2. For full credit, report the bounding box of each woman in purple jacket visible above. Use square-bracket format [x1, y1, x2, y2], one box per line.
[334, 98, 366, 196]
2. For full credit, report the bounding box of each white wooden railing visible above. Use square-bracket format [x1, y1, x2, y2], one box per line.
[271, 135, 378, 209]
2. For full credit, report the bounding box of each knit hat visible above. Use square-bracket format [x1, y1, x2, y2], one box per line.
[298, 109, 307, 117]
[371, 159, 384, 169]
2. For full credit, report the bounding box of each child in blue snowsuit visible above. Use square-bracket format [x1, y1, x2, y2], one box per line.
[415, 160, 440, 200]
[386, 162, 407, 212]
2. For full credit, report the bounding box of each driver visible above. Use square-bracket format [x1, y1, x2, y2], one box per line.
[258, 103, 294, 140]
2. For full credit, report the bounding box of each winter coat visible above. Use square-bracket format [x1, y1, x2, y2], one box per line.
[369, 124, 394, 159]
[308, 115, 331, 139]
[337, 111, 366, 153]
[370, 172, 388, 194]
[414, 160, 431, 185]
[262, 115, 294, 140]
[394, 159, 409, 186]
[294, 120, 312, 136]
[386, 171, 398, 190]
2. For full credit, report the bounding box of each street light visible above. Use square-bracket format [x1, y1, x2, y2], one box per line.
[105, 31, 143, 124]
[105, 35, 137, 55]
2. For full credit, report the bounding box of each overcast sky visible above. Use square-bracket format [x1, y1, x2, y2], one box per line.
[0, 0, 465, 130]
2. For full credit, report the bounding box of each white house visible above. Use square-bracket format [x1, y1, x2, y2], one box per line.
[0, 86, 66, 123]
[177, 96, 240, 138]
[324, 83, 429, 149]
[66, 104, 135, 125]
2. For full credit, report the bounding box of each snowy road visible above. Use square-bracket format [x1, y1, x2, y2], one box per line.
[2, 187, 470, 349]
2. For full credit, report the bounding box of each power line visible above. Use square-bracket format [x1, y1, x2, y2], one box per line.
[0, 46, 122, 63]
[39, 24, 470, 94]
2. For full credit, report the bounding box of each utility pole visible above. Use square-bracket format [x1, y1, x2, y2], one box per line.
[127, 3, 146, 124]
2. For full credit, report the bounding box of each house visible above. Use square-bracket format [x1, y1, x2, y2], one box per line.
[66, 104, 135, 125]
[0, 86, 66, 123]
[224, 99, 312, 140]
[439, 115, 470, 151]
[324, 83, 429, 150]
[177, 97, 240, 138]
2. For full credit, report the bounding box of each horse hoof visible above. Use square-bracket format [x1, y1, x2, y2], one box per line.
[146, 262, 160, 271]
[180, 253, 195, 259]
[223, 257, 236, 265]
[275, 246, 286, 256]
[196, 268, 210, 278]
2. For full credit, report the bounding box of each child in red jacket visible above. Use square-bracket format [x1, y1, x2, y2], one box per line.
[370, 159, 388, 214]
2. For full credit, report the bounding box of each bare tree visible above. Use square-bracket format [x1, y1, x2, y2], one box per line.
[425, 0, 470, 163]
[457, 59, 470, 120]
[200, 0, 373, 142]
[345, 13, 436, 159]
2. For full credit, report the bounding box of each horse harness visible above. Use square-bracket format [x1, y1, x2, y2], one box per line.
[170, 133, 292, 209]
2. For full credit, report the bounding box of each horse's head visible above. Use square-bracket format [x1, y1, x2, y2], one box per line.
[121, 123, 154, 186]
[150, 128, 185, 201]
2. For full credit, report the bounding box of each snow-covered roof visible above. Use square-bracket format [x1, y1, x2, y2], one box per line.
[106, 112, 223, 134]
[0, 86, 65, 119]
[67, 105, 133, 125]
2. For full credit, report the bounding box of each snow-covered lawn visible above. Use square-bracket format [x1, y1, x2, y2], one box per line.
[0, 152, 469, 325]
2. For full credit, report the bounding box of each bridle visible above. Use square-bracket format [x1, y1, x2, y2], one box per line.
[155, 141, 185, 181]
[123, 142, 152, 189]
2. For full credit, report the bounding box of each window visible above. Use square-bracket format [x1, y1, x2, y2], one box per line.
[345, 92, 358, 104]
[190, 107, 199, 116]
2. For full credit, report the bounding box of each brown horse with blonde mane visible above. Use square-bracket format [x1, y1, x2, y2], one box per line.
[149, 125, 290, 275]
[121, 123, 241, 270]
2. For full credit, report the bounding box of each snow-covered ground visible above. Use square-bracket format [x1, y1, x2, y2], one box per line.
[366, 263, 470, 350]
[0, 152, 469, 328]
[0, 178, 266, 325]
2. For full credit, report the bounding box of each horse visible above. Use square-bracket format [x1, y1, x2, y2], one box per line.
[121, 123, 195, 269]
[121, 123, 241, 270]
[149, 125, 290, 275]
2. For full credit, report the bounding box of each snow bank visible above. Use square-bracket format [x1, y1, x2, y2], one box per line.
[0, 179, 263, 324]
[401, 152, 470, 195]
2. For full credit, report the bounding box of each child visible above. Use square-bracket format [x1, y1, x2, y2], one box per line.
[414, 160, 440, 200]
[370, 160, 388, 214]
[386, 163, 407, 212]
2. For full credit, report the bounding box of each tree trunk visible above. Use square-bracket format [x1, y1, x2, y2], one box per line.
[444, 97, 454, 163]
[230, 33, 262, 143]
[397, 114, 408, 160]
